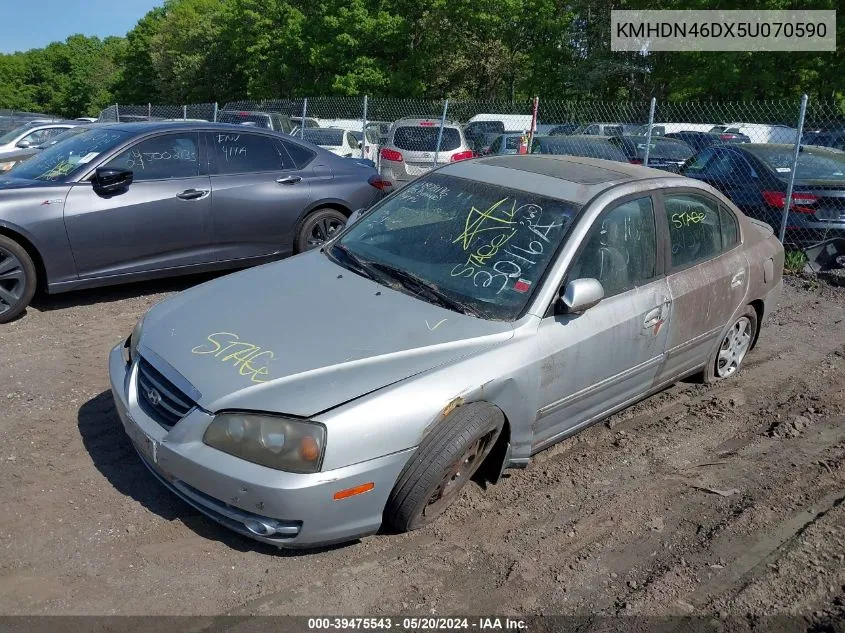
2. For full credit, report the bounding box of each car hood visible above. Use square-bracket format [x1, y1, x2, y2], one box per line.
[0, 177, 54, 191]
[139, 250, 514, 416]
[0, 148, 39, 162]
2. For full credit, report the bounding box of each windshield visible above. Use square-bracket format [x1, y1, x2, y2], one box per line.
[334, 174, 580, 320]
[748, 146, 845, 182]
[616, 137, 693, 160]
[217, 112, 272, 129]
[6, 128, 133, 181]
[36, 125, 89, 148]
[393, 126, 461, 152]
[303, 129, 345, 145]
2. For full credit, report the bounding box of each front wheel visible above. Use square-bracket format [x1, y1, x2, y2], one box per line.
[385, 403, 504, 532]
[295, 208, 348, 253]
[0, 235, 36, 324]
[703, 306, 757, 383]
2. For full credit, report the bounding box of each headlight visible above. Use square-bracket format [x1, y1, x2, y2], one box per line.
[123, 314, 146, 364]
[203, 413, 326, 473]
[0, 161, 17, 172]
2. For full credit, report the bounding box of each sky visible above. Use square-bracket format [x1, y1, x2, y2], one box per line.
[0, 0, 163, 54]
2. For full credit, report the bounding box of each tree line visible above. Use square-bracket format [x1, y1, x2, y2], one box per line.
[0, 0, 842, 119]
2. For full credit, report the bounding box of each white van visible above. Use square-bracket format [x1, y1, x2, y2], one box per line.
[638, 123, 719, 135]
[467, 113, 536, 132]
[718, 123, 799, 144]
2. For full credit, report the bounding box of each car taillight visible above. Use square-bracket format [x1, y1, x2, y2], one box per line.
[450, 150, 474, 162]
[630, 158, 643, 165]
[380, 148, 403, 162]
[420, 121, 435, 127]
[368, 175, 391, 190]
[762, 190, 819, 213]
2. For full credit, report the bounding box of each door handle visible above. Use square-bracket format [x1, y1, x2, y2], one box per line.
[176, 189, 208, 201]
[643, 308, 662, 328]
[731, 272, 745, 288]
[276, 176, 302, 185]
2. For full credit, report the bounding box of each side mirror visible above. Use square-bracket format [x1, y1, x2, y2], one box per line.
[16, 140, 31, 149]
[559, 278, 604, 314]
[346, 207, 366, 226]
[92, 167, 133, 194]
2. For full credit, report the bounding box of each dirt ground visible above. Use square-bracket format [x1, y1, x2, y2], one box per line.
[1, 271, 844, 625]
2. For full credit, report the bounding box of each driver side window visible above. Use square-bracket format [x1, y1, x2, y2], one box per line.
[567, 196, 658, 297]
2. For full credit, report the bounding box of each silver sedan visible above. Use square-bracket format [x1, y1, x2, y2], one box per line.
[109, 155, 784, 548]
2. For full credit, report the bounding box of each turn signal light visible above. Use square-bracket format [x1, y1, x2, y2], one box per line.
[333, 482, 375, 500]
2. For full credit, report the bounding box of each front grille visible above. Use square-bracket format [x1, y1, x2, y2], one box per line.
[136, 357, 195, 429]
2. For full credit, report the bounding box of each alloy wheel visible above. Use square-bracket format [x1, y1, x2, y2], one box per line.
[0, 247, 26, 317]
[306, 217, 345, 249]
[716, 316, 752, 378]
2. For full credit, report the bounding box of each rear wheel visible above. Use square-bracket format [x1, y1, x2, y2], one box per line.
[0, 235, 36, 324]
[703, 306, 757, 383]
[295, 208, 347, 253]
[385, 403, 504, 532]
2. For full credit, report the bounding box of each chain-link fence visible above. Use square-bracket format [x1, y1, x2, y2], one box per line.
[93, 95, 845, 252]
[97, 103, 218, 123]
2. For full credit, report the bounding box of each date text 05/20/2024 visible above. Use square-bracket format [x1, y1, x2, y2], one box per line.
[307, 617, 529, 630]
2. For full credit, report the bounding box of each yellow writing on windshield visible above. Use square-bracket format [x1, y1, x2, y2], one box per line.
[191, 332, 275, 383]
[453, 198, 517, 250]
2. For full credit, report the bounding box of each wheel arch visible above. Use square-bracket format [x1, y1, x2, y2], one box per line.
[749, 299, 764, 350]
[0, 224, 47, 292]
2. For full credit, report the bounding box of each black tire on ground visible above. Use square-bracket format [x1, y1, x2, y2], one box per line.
[295, 208, 348, 253]
[384, 402, 505, 533]
[702, 305, 758, 384]
[0, 235, 36, 324]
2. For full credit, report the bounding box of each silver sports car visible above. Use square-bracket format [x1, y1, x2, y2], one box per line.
[109, 155, 784, 549]
[0, 122, 386, 323]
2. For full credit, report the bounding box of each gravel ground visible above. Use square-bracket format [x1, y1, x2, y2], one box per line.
[1, 272, 844, 624]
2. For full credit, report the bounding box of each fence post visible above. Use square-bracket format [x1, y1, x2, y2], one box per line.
[148, 103, 152, 121]
[433, 99, 449, 167]
[213, 102, 218, 122]
[643, 97, 657, 167]
[362, 95, 368, 161]
[300, 98, 308, 139]
[528, 96, 540, 151]
[779, 94, 809, 244]
[183, 105, 187, 120]
[114, 103, 120, 122]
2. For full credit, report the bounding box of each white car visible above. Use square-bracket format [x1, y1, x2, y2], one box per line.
[301, 127, 363, 158]
[0, 121, 77, 155]
[715, 123, 799, 144]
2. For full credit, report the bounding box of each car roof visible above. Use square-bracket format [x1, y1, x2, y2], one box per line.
[439, 154, 683, 205]
[537, 134, 613, 144]
[84, 121, 282, 133]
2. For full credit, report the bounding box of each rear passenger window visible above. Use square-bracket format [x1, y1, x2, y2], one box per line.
[664, 193, 723, 269]
[211, 132, 291, 174]
[281, 140, 316, 168]
[720, 206, 739, 248]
